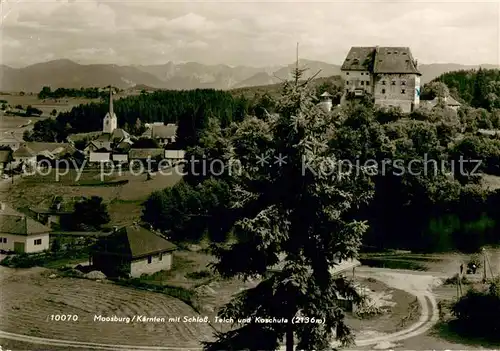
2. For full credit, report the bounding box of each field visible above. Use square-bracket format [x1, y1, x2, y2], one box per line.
[0, 266, 215, 348]
[2, 166, 183, 225]
[0, 94, 99, 115]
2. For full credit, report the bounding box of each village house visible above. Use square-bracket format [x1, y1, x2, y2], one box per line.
[90, 224, 177, 277]
[420, 94, 462, 111]
[128, 148, 164, 169]
[0, 203, 52, 253]
[341, 46, 421, 113]
[164, 149, 185, 162]
[0, 133, 23, 151]
[141, 123, 177, 147]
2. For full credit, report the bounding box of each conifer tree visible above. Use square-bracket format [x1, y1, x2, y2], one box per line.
[203, 65, 374, 350]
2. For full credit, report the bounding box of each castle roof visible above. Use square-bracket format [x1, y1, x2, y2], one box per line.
[342, 46, 421, 75]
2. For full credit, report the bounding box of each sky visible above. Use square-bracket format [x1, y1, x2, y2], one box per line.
[1, 0, 499, 68]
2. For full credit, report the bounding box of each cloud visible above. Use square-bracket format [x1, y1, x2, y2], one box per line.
[1, 0, 498, 67]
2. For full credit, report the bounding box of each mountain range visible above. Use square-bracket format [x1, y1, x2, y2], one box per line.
[0, 59, 498, 93]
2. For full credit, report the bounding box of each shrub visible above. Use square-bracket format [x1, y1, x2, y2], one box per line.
[185, 270, 212, 280]
[451, 279, 500, 340]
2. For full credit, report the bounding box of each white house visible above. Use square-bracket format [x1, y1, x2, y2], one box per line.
[0, 203, 51, 253]
[91, 225, 177, 278]
[341, 46, 421, 113]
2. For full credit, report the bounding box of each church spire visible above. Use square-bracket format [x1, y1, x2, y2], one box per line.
[109, 86, 114, 116]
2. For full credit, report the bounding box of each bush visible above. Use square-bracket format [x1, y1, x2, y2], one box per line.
[444, 273, 471, 286]
[451, 279, 500, 340]
[185, 270, 212, 280]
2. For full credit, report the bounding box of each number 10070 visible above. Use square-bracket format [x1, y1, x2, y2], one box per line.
[49, 314, 79, 322]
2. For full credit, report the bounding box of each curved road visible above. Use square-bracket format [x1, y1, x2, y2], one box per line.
[0, 268, 442, 350]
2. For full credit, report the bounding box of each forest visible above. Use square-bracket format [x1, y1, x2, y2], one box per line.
[427, 68, 500, 111]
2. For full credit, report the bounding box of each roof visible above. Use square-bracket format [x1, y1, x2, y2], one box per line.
[320, 92, 333, 97]
[142, 124, 177, 139]
[0, 205, 52, 236]
[341, 46, 421, 75]
[93, 225, 177, 259]
[111, 128, 130, 141]
[341, 47, 375, 71]
[24, 142, 75, 155]
[420, 95, 462, 109]
[13, 145, 35, 158]
[95, 133, 112, 142]
[0, 150, 12, 163]
[88, 140, 112, 151]
[129, 148, 164, 159]
[67, 132, 103, 143]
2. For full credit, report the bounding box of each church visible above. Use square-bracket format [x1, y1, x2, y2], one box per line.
[83, 87, 132, 162]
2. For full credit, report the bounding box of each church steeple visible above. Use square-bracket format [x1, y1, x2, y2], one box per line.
[109, 86, 114, 116]
[103, 85, 118, 134]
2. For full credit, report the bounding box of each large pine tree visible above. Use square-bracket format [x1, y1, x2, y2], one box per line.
[203, 68, 374, 350]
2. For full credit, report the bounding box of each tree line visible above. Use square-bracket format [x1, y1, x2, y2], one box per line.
[429, 68, 500, 111]
[25, 89, 279, 144]
[37, 86, 120, 100]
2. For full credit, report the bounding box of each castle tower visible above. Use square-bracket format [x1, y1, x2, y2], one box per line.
[319, 91, 333, 112]
[103, 86, 118, 134]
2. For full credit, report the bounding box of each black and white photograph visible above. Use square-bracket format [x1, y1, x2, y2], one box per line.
[0, 0, 500, 350]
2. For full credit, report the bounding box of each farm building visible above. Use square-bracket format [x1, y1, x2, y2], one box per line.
[0, 134, 23, 151]
[91, 225, 177, 278]
[141, 123, 177, 147]
[341, 46, 421, 113]
[0, 203, 52, 253]
[164, 149, 185, 161]
[128, 148, 164, 168]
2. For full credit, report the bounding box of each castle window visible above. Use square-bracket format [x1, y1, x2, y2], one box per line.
[34, 239, 42, 246]
[387, 51, 392, 54]
[401, 89, 406, 94]
[346, 81, 349, 85]
[401, 80, 407, 86]
[366, 81, 370, 86]
[391, 81, 396, 85]
[405, 59, 410, 63]
[394, 51, 398, 54]
[381, 89, 386, 94]
[346, 72, 350, 75]
[381, 81, 386, 85]
[360, 81, 364, 86]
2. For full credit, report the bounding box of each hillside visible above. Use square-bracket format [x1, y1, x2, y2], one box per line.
[1, 58, 497, 93]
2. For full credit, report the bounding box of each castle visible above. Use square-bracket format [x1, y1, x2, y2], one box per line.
[341, 46, 421, 113]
